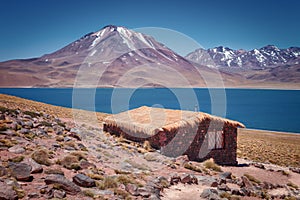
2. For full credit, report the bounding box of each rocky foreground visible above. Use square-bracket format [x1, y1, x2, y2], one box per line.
[0, 101, 300, 199]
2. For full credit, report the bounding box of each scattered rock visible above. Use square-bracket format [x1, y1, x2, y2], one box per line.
[80, 160, 96, 169]
[175, 155, 189, 166]
[170, 174, 181, 185]
[253, 163, 265, 169]
[27, 192, 39, 198]
[0, 114, 5, 120]
[0, 166, 7, 177]
[217, 183, 231, 191]
[69, 132, 82, 141]
[45, 174, 81, 195]
[241, 175, 254, 190]
[219, 171, 232, 179]
[8, 145, 25, 154]
[125, 183, 139, 196]
[200, 188, 220, 200]
[181, 174, 198, 185]
[211, 181, 219, 187]
[64, 136, 72, 142]
[19, 128, 29, 134]
[72, 173, 96, 187]
[290, 167, 300, 174]
[53, 189, 66, 198]
[137, 187, 151, 198]
[0, 181, 18, 200]
[9, 162, 33, 181]
[22, 158, 43, 173]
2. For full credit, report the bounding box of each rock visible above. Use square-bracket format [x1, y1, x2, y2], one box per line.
[253, 163, 265, 169]
[219, 172, 232, 179]
[27, 192, 39, 198]
[72, 173, 96, 187]
[290, 167, 300, 174]
[137, 187, 151, 198]
[8, 145, 25, 154]
[0, 114, 5, 120]
[64, 136, 72, 142]
[69, 132, 82, 141]
[24, 121, 33, 128]
[200, 188, 220, 200]
[125, 183, 139, 196]
[181, 174, 198, 185]
[0, 181, 18, 200]
[45, 174, 81, 195]
[217, 183, 231, 191]
[11, 122, 18, 131]
[170, 174, 181, 185]
[241, 176, 254, 190]
[80, 160, 96, 169]
[19, 128, 29, 134]
[175, 155, 189, 166]
[231, 189, 244, 196]
[53, 189, 66, 198]
[22, 158, 43, 173]
[0, 166, 7, 177]
[210, 181, 219, 187]
[9, 162, 33, 181]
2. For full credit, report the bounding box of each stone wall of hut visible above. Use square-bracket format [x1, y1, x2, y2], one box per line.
[103, 119, 238, 165]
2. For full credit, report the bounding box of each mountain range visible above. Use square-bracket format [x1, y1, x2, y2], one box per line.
[0, 25, 299, 88]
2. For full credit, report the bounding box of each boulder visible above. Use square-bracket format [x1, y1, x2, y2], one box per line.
[241, 176, 254, 190]
[8, 145, 25, 154]
[72, 173, 96, 187]
[0, 181, 18, 200]
[217, 183, 231, 191]
[45, 174, 81, 195]
[9, 162, 33, 181]
[181, 174, 198, 185]
[22, 158, 43, 173]
[200, 188, 220, 200]
[125, 183, 139, 196]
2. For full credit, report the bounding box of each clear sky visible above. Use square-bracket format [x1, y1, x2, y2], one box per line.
[0, 0, 299, 61]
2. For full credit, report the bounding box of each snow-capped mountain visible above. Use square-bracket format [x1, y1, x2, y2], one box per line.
[186, 45, 300, 69]
[0, 25, 222, 87]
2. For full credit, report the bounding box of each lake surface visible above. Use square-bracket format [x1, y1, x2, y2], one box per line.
[0, 88, 300, 133]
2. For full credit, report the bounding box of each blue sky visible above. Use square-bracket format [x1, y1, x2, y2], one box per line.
[0, 0, 299, 61]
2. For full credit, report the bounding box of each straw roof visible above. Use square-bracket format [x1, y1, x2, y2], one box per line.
[104, 106, 245, 137]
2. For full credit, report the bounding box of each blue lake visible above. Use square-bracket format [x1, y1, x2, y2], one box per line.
[0, 88, 300, 133]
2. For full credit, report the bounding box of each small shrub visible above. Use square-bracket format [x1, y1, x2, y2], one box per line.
[0, 107, 18, 115]
[83, 189, 95, 198]
[203, 159, 222, 172]
[114, 188, 130, 199]
[0, 139, 18, 147]
[70, 151, 87, 161]
[220, 192, 231, 199]
[144, 153, 159, 162]
[143, 140, 152, 151]
[87, 173, 104, 180]
[39, 121, 52, 127]
[116, 175, 137, 185]
[115, 169, 131, 175]
[12, 186, 25, 199]
[287, 182, 298, 189]
[98, 176, 118, 190]
[44, 168, 64, 175]
[0, 124, 7, 132]
[61, 155, 80, 170]
[9, 156, 24, 163]
[55, 136, 64, 142]
[281, 170, 290, 176]
[23, 110, 40, 118]
[184, 162, 202, 173]
[31, 149, 52, 166]
[244, 173, 261, 184]
[57, 122, 66, 128]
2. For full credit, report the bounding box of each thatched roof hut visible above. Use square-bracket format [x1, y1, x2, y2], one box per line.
[103, 106, 245, 165]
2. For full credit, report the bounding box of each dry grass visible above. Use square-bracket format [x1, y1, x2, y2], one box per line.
[203, 158, 222, 172]
[244, 173, 261, 184]
[31, 148, 52, 166]
[238, 128, 300, 167]
[184, 162, 202, 173]
[97, 176, 118, 190]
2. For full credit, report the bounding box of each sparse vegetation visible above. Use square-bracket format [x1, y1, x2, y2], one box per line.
[60, 155, 80, 170]
[44, 168, 64, 175]
[244, 173, 261, 184]
[98, 176, 118, 190]
[0, 139, 18, 147]
[143, 140, 152, 151]
[83, 189, 95, 198]
[87, 173, 104, 180]
[203, 159, 222, 172]
[31, 148, 52, 166]
[23, 110, 40, 118]
[184, 162, 202, 173]
[39, 121, 52, 127]
[9, 156, 24, 163]
[287, 182, 299, 189]
[114, 188, 130, 199]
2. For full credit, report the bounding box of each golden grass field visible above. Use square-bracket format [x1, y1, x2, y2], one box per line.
[1, 94, 299, 168]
